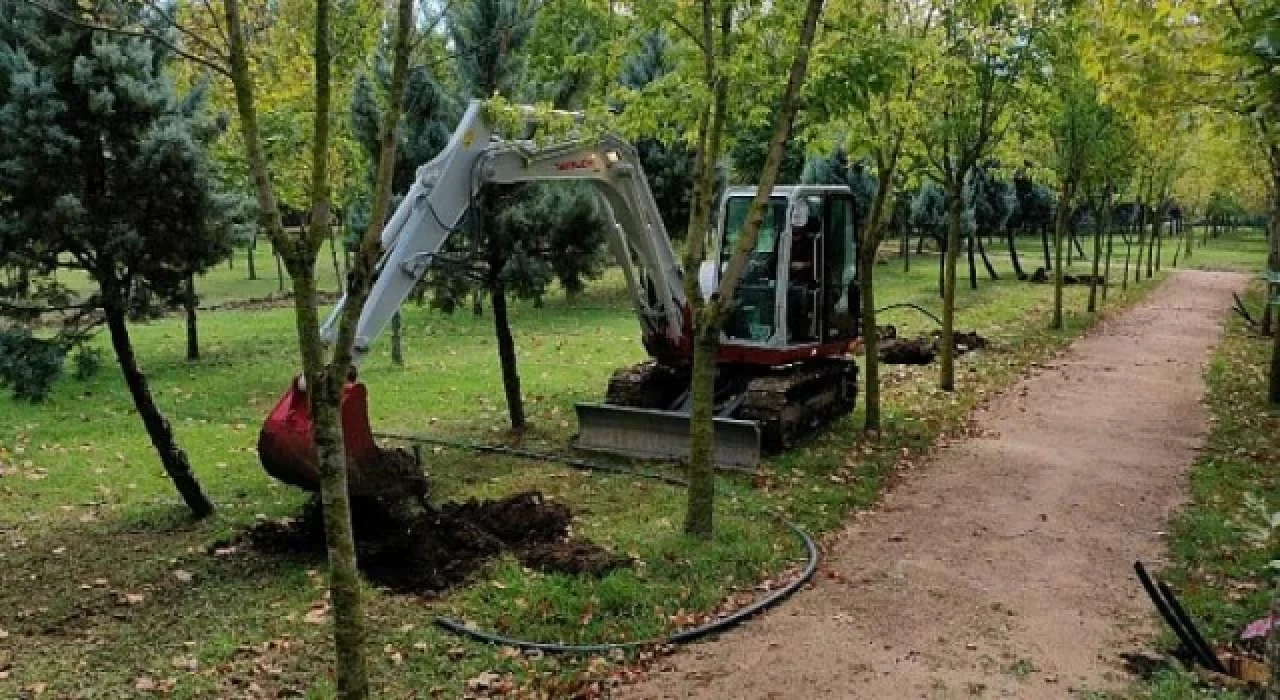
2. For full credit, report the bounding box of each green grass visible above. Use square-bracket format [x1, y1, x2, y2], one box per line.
[0, 230, 1265, 698]
[1132, 280, 1278, 700]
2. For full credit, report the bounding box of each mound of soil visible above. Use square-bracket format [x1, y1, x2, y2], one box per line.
[1027, 267, 1106, 286]
[879, 336, 936, 365]
[878, 330, 988, 365]
[221, 489, 627, 594]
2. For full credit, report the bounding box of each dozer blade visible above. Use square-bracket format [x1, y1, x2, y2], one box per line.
[257, 377, 381, 491]
[573, 403, 761, 470]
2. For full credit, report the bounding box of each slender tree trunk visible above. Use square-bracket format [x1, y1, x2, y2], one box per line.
[330, 229, 343, 285]
[684, 330, 717, 537]
[1103, 223, 1114, 301]
[1152, 214, 1162, 277]
[1088, 200, 1107, 313]
[490, 277, 525, 431]
[184, 274, 199, 361]
[861, 240, 880, 431]
[1052, 181, 1069, 330]
[966, 227, 978, 290]
[247, 236, 258, 280]
[1041, 222, 1052, 271]
[1007, 227, 1025, 279]
[390, 312, 404, 367]
[104, 307, 214, 518]
[1134, 206, 1147, 284]
[275, 251, 285, 292]
[940, 181, 962, 391]
[976, 229, 998, 280]
[902, 224, 910, 272]
[1071, 229, 1086, 260]
[683, 0, 825, 538]
[937, 235, 945, 298]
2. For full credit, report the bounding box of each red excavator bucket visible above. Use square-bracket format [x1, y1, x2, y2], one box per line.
[257, 377, 381, 492]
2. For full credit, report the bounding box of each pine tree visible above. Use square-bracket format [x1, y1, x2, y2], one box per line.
[0, 1, 239, 518]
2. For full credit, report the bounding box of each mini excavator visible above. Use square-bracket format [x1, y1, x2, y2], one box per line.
[258, 100, 861, 489]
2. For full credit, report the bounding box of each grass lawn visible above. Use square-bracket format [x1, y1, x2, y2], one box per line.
[0, 230, 1265, 698]
[1132, 280, 1278, 700]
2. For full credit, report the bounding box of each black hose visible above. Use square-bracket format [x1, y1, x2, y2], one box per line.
[373, 431, 689, 487]
[876, 302, 943, 326]
[434, 518, 819, 654]
[1134, 561, 1208, 670]
[1157, 580, 1227, 674]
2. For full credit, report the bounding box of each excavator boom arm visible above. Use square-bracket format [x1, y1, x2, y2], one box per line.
[321, 100, 688, 363]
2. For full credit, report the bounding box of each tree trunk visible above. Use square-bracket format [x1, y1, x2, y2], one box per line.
[104, 307, 214, 518]
[684, 329, 717, 538]
[1041, 223, 1052, 271]
[1103, 223, 1114, 301]
[490, 278, 525, 431]
[1007, 227, 1025, 279]
[1133, 206, 1146, 284]
[247, 236, 258, 280]
[184, 275, 199, 361]
[1071, 229, 1086, 260]
[940, 181, 962, 391]
[275, 251, 285, 292]
[976, 228, 998, 280]
[861, 243, 880, 431]
[330, 228, 343, 285]
[1152, 213, 1162, 278]
[937, 234, 945, 299]
[1088, 200, 1107, 313]
[1052, 181, 1069, 330]
[390, 312, 404, 367]
[902, 225, 910, 272]
[966, 226, 978, 290]
[683, 0, 825, 538]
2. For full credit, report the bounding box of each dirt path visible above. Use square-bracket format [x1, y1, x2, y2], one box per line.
[627, 271, 1246, 700]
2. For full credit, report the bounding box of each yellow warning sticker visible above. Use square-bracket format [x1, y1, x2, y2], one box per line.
[462, 130, 475, 149]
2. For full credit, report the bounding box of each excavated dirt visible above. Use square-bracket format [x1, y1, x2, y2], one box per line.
[878, 330, 988, 365]
[224, 489, 627, 594]
[624, 271, 1245, 699]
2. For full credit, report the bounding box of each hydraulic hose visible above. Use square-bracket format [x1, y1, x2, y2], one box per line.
[375, 429, 820, 654]
[434, 518, 819, 654]
[875, 302, 943, 326]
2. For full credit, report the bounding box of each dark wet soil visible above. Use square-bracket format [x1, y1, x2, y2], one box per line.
[877, 328, 988, 365]
[221, 489, 627, 594]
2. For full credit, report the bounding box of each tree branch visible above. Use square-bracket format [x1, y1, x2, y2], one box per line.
[21, 0, 232, 78]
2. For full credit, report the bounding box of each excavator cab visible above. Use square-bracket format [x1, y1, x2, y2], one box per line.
[717, 186, 860, 351]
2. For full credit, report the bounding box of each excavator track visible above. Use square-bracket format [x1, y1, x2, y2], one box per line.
[737, 360, 858, 450]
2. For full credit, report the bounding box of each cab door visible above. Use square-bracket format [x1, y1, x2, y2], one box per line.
[822, 193, 859, 342]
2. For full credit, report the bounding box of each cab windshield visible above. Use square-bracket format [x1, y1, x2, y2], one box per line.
[720, 196, 788, 342]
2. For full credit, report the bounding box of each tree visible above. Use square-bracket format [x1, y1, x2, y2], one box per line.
[1040, 12, 1113, 330]
[422, 0, 610, 431]
[806, 0, 933, 431]
[624, 0, 826, 538]
[917, 0, 1039, 391]
[0, 1, 239, 518]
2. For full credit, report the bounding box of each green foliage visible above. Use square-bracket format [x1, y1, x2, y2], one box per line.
[0, 1, 239, 321]
[0, 328, 64, 402]
[621, 32, 696, 237]
[71, 345, 102, 381]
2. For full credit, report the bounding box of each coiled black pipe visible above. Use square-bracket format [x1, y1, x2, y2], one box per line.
[434, 519, 819, 654]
